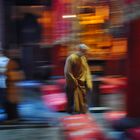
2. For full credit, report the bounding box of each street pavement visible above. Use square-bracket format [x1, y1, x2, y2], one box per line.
[0, 81, 125, 140]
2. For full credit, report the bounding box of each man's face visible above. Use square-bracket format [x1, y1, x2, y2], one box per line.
[80, 49, 88, 56]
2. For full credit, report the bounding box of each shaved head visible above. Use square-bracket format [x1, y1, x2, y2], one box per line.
[76, 44, 89, 51]
[76, 44, 89, 56]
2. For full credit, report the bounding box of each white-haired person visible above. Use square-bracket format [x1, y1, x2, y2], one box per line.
[64, 44, 93, 114]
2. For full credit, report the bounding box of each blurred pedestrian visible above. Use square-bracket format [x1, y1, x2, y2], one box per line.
[64, 44, 93, 114]
[0, 49, 9, 117]
[4, 50, 25, 121]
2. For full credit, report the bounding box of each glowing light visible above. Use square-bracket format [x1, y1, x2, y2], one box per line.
[62, 15, 77, 18]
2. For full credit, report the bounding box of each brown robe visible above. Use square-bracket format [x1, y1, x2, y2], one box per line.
[64, 53, 92, 113]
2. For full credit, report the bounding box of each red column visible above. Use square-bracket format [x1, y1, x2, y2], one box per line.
[126, 18, 140, 118]
[52, 0, 71, 42]
[124, 0, 135, 4]
[51, 0, 71, 76]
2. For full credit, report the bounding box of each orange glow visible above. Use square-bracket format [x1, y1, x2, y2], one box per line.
[96, 5, 110, 20]
[112, 38, 127, 53]
[79, 19, 104, 24]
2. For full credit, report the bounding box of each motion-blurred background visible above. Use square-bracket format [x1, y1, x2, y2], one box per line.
[0, 0, 140, 140]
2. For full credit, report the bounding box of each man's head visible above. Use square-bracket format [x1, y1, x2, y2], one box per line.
[76, 44, 89, 56]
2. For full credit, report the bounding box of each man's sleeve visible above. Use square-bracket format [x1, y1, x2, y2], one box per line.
[64, 55, 78, 88]
[85, 58, 93, 90]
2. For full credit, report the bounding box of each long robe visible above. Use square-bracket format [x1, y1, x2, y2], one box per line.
[64, 53, 92, 113]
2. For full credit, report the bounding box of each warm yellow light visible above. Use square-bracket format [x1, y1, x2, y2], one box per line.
[79, 19, 104, 24]
[78, 15, 103, 21]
